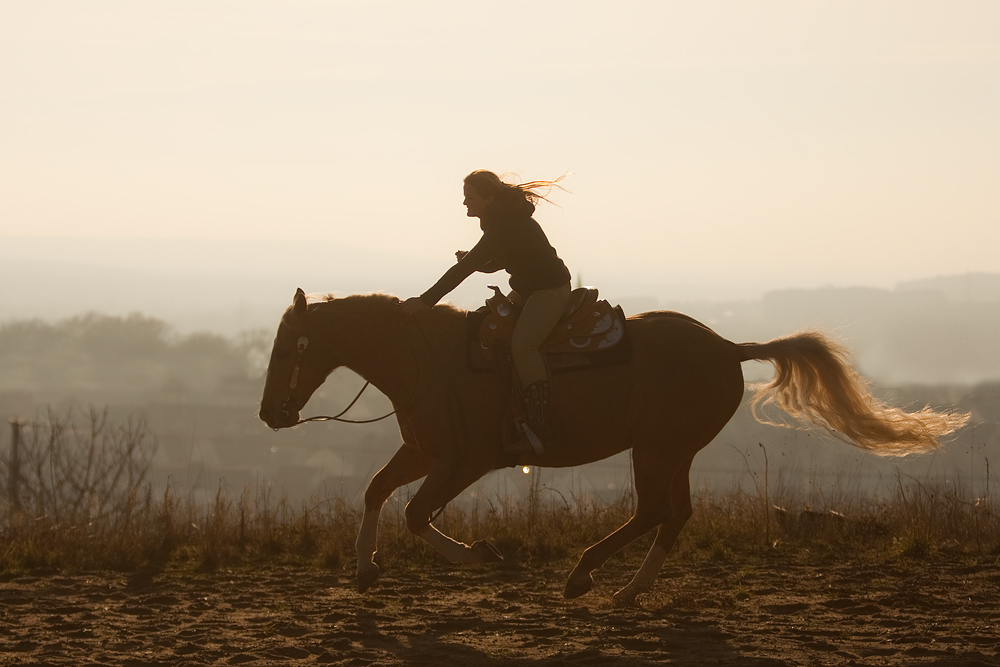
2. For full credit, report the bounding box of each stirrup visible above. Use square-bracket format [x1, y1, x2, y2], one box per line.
[520, 424, 546, 456]
[520, 380, 552, 455]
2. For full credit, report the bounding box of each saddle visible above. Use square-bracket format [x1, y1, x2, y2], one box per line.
[473, 286, 630, 372]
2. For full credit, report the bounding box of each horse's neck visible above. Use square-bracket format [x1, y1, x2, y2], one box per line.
[315, 297, 428, 404]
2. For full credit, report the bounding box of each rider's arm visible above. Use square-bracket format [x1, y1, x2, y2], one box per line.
[457, 249, 501, 273]
[419, 235, 496, 307]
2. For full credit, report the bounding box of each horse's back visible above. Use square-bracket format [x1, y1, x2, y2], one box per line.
[627, 310, 741, 367]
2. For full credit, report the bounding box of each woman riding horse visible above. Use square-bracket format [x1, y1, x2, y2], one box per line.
[401, 170, 571, 453]
[259, 289, 969, 601]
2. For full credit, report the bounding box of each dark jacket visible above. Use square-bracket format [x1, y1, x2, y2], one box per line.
[420, 201, 571, 307]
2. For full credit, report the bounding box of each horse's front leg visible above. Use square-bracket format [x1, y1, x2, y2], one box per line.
[356, 442, 432, 592]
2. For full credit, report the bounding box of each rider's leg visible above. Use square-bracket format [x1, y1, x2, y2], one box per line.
[510, 283, 570, 387]
[510, 283, 571, 448]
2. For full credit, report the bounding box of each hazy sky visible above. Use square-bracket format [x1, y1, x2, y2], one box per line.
[2, 1, 998, 303]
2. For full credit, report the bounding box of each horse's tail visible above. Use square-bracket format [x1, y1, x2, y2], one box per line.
[736, 331, 969, 456]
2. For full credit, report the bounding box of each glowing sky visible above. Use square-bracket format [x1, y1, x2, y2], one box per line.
[2, 1, 998, 301]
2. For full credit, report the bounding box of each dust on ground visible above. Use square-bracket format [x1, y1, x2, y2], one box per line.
[1, 555, 998, 666]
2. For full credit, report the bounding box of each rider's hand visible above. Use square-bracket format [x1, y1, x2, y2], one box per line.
[401, 297, 428, 315]
[455, 250, 468, 262]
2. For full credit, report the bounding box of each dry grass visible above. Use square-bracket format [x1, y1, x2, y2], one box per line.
[2, 409, 999, 576]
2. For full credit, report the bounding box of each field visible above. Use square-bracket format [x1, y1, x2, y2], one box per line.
[1, 318, 999, 665]
[1, 532, 998, 666]
[2, 461, 1000, 666]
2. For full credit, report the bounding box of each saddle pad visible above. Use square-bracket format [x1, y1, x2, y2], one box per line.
[466, 306, 633, 374]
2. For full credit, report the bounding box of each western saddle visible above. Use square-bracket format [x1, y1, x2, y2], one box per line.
[478, 286, 626, 364]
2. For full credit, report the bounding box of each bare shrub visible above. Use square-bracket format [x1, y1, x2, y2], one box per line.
[2, 407, 155, 519]
[0, 407, 157, 571]
[3, 412, 998, 574]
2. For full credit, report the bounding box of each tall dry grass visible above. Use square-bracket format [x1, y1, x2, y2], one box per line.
[2, 410, 998, 575]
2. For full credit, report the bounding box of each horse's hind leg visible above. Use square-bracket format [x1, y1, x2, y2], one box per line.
[356, 442, 433, 592]
[404, 456, 502, 565]
[612, 466, 692, 606]
[563, 453, 692, 600]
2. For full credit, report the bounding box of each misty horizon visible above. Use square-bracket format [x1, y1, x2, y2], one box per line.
[4, 232, 1000, 388]
[5, 233, 1000, 331]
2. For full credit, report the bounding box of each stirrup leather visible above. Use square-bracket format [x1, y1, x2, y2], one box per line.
[520, 380, 552, 455]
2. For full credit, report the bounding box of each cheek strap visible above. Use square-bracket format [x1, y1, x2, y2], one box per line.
[288, 336, 309, 390]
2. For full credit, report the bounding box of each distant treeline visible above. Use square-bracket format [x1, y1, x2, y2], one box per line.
[0, 313, 269, 398]
[5, 280, 1000, 402]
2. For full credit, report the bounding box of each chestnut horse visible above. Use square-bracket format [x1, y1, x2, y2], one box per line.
[258, 289, 967, 603]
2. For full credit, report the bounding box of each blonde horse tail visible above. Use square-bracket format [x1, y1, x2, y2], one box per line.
[736, 331, 969, 456]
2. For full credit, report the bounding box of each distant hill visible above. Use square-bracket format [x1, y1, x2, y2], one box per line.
[4, 235, 1000, 384]
[896, 273, 1000, 303]
[672, 277, 1000, 385]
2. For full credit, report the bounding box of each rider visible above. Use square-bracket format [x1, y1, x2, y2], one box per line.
[401, 170, 572, 453]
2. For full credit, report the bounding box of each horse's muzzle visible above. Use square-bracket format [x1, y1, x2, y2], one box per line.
[259, 405, 298, 430]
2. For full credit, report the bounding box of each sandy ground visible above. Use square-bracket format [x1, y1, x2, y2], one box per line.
[1, 555, 998, 666]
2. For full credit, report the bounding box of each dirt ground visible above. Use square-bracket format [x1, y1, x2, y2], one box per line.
[1, 554, 998, 666]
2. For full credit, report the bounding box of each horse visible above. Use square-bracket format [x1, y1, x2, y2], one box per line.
[258, 288, 968, 603]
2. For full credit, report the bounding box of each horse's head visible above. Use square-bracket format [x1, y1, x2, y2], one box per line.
[258, 288, 332, 429]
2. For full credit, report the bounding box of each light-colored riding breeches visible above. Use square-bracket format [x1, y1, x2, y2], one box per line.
[510, 282, 571, 388]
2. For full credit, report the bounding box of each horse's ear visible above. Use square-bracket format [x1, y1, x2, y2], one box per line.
[292, 288, 307, 316]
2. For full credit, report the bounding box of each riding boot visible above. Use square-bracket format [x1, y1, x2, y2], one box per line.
[521, 380, 553, 454]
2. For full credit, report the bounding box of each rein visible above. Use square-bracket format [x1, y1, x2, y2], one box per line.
[274, 310, 418, 430]
[294, 380, 398, 426]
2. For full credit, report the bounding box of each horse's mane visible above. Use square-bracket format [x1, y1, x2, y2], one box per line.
[312, 292, 468, 341]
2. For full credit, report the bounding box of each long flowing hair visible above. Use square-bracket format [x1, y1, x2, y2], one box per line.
[464, 170, 568, 213]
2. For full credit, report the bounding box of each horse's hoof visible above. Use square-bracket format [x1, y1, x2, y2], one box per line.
[357, 564, 380, 593]
[563, 573, 593, 599]
[471, 540, 504, 564]
[612, 590, 640, 608]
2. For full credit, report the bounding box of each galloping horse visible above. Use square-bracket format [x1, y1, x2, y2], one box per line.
[258, 288, 967, 603]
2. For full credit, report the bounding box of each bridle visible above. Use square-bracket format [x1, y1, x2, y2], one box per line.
[272, 315, 416, 430]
